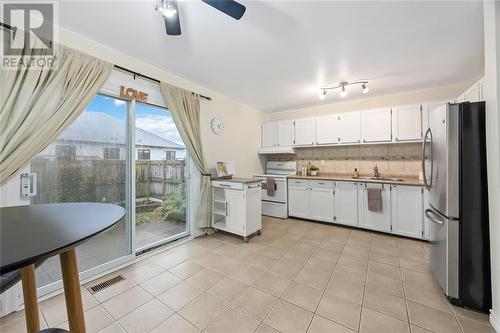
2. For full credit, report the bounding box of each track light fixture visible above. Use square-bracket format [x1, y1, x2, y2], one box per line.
[319, 80, 369, 99]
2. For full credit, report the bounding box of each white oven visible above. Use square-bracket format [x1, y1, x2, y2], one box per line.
[255, 176, 287, 203]
[254, 161, 296, 219]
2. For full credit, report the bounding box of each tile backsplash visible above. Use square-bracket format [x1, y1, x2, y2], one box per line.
[268, 143, 422, 178]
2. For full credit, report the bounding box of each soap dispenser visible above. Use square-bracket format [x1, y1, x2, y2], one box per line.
[353, 168, 359, 178]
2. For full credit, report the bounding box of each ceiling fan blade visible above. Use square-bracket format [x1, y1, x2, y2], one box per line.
[201, 0, 246, 20]
[163, 0, 181, 35]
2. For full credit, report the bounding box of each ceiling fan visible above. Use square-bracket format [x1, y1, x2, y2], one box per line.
[155, 0, 246, 36]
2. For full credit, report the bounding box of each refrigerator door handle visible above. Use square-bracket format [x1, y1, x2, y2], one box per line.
[422, 128, 433, 190]
[425, 208, 444, 225]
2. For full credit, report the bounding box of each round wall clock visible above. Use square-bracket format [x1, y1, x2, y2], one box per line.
[211, 117, 224, 135]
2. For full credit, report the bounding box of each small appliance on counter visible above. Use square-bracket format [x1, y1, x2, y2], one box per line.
[424, 101, 491, 312]
[254, 161, 297, 218]
[212, 161, 262, 242]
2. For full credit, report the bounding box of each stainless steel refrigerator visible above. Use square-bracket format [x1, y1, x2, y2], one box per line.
[422, 101, 491, 312]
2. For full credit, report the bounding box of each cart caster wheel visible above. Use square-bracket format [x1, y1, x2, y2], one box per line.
[244, 237, 249, 243]
[257, 230, 261, 236]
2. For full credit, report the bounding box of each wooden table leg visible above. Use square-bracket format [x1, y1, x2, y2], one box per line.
[60, 248, 86, 333]
[20, 264, 40, 333]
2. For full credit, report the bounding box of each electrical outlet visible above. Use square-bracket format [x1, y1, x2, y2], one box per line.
[320, 160, 325, 166]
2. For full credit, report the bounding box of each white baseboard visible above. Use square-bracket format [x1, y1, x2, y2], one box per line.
[491, 311, 500, 333]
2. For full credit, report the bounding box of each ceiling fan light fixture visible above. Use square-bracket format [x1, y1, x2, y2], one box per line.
[161, 0, 177, 18]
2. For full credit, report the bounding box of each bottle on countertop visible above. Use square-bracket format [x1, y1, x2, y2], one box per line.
[353, 168, 359, 178]
[301, 163, 307, 176]
[307, 162, 311, 176]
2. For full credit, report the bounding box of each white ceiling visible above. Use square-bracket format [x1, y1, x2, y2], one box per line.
[58, 1, 484, 112]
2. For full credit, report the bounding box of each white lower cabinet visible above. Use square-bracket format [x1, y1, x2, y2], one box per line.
[391, 185, 424, 238]
[288, 179, 425, 239]
[226, 189, 245, 231]
[333, 181, 358, 226]
[288, 180, 309, 218]
[288, 180, 334, 222]
[358, 183, 391, 232]
[309, 181, 334, 223]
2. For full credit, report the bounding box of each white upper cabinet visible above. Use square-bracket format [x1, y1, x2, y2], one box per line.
[391, 185, 423, 239]
[277, 121, 295, 146]
[358, 183, 391, 232]
[261, 122, 277, 147]
[316, 115, 339, 145]
[262, 103, 428, 148]
[334, 181, 358, 226]
[294, 118, 316, 146]
[361, 108, 392, 143]
[392, 105, 422, 142]
[338, 112, 361, 144]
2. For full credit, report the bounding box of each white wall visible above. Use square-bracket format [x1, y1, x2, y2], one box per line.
[483, 0, 500, 330]
[267, 83, 469, 121]
[57, 27, 266, 178]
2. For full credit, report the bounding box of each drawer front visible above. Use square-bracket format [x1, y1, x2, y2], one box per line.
[309, 180, 335, 189]
[289, 179, 308, 186]
[211, 181, 243, 190]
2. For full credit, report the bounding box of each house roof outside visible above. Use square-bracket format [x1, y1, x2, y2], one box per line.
[58, 112, 185, 150]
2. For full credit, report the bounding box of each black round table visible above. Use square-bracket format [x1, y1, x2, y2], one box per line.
[0, 203, 125, 333]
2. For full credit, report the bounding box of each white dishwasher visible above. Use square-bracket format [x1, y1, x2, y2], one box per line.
[211, 178, 262, 242]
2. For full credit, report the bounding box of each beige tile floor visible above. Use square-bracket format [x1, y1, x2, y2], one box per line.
[1, 217, 496, 333]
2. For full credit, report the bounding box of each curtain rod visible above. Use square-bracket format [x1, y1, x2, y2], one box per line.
[0, 22, 212, 101]
[115, 66, 212, 101]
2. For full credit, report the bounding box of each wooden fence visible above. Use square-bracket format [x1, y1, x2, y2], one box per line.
[136, 160, 185, 199]
[31, 159, 185, 204]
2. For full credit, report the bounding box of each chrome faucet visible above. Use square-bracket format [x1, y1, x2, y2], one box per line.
[373, 165, 380, 178]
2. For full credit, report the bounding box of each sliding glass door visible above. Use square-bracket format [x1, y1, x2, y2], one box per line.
[32, 94, 133, 290]
[134, 101, 189, 252]
[31, 92, 190, 293]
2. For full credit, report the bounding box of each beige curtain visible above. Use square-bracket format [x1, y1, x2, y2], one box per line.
[160, 82, 212, 229]
[0, 31, 113, 184]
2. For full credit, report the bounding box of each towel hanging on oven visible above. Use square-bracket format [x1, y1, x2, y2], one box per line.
[261, 177, 276, 196]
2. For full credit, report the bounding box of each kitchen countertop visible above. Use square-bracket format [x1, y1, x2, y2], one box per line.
[288, 174, 424, 186]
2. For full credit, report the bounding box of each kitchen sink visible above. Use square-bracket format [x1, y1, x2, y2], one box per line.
[353, 176, 404, 181]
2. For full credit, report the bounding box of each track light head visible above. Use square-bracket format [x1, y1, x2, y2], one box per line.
[319, 89, 327, 100]
[340, 85, 348, 98]
[362, 83, 369, 94]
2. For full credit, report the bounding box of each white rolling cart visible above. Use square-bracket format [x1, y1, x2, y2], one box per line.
[211, 178, 262, 242]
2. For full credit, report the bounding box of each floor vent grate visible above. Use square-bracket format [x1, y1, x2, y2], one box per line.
[89, 275, 125, 294]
